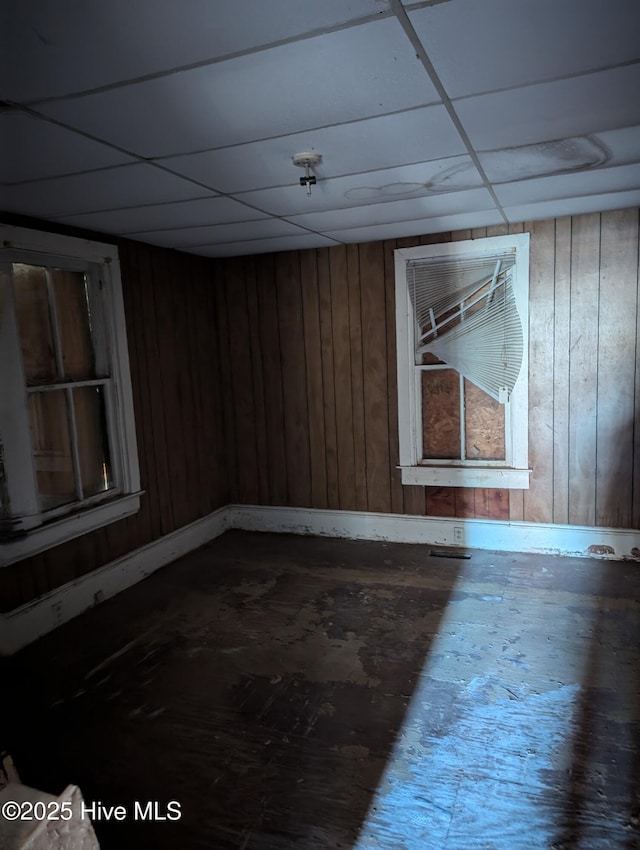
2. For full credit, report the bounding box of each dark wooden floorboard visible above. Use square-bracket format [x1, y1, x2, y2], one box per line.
[4, 532, 640, 849]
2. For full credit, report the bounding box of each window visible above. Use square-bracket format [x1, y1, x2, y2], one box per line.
[0, 225, 141, 565]
[395, 234, 530, 488]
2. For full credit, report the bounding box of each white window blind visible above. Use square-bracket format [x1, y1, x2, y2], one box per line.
[408, 251, 524, 403]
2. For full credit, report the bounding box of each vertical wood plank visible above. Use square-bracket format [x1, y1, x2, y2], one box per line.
[156, 248, 190, 530]
[257, 255, 287, 505]
[595, 208, 638, 527]
[140, 244, 174, 534]
[383, 239, 404, 515]
[455, 488, 476, 518]
[208, 259, 231, 508]
[184, 255, 212, 519]
[568, 213, 601, 525]
[426, 487, 456, 517]
[635, 213, 640, 527]
[524, 218, 556, 523]
[171, 251, 200, 524]
[245, 256, 270, 506]
[317, 248, 339, 509]
[215, 266, 239, 504]
[348, 244, 368, 511]
[508, 221, 527, 520]
[115, 241, 155, 544]
[276, 252, 311, 507]
[330, 245, 357, 511]
[396, 235, 425, 516]
[360, 240, 392, 513]
[476, 488, 509, 520]
[300, 249, 328, 509]
[552, 217, 572, 524]
[226, 258, 260, 505]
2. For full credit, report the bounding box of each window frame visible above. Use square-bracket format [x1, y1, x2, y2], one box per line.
[395, 233, 530, 489]
[0, 225, 141, 566]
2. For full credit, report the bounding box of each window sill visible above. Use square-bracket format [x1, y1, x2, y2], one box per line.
[0, 492, 143, 567]
[399, 466, 531, 489]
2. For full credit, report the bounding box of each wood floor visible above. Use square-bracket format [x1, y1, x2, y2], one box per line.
[5, 531, 640, 849]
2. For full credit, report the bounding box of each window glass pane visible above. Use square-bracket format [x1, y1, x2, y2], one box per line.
[422, 369, 460, 459]
[13, 264, 56, 384]
[464, 379, 506, 460]
[74, 386, 113, 497]
[28, 391, 76, 510]
[53, 269, 95, 380]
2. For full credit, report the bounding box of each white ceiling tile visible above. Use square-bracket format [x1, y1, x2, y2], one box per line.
[594, 125, 640, 165]
[409, 0, 640, 99]
[455, 65, 640, 151]
[238, 156, 481, 217]
[163, 104, 466, 193]
[4, 164, 212, 218]
[494, 164, 640, 206]
[53, 197, 269, 234]
[1, 112, 134, 184]
[286, 187, 496, 231]
[323, 210, 506, 244]
[186, 233, 342, 258]
[503, 190, 640, 224]
[130, 218, 309, 249]
[3, 0, 388, 102]
[37, 18, 438, 158]
[479, 131, 640, 184]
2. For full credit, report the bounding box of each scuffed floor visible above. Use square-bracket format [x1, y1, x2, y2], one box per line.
[5, 531, 640, 849]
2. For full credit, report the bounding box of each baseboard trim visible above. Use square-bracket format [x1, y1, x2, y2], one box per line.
[0, 507, 229, 656]
[229, 505, 640, 560]
[2, 504, 639, 655]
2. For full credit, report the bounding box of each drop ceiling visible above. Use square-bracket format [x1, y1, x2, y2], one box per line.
[2, 0, 640, 258]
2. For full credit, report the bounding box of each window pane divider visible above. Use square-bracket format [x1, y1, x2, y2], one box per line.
[459, 373, 466, 461]
[65, 387, 84, 501]
[45, 267, 65, 380]
[26, 378, 110, 393]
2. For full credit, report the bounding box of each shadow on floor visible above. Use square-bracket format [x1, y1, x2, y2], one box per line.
[552, 557, 640, 850]
[5, 531, 468, 849]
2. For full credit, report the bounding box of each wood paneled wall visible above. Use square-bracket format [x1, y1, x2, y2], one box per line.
[216, 210, 640, 530]
[2, 207, 638, 611]
[0, 239, 228, 611]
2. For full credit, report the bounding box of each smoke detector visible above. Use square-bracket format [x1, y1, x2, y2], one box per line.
[293, 151, 322, 195]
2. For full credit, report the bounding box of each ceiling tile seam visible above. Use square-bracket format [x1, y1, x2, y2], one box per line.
[449, 57, 640, 105]
[39, 196, 259, 222]
[18, 11, 397, 108]
[389, 0, 507, 224]
[5, 101, 161, 175]
[153, 101, 443, 161]
[4, 102, 296, 225]
[180, 232, 346, 251]
[3, 159, 171, 188]
[502, 185, 640, 206]
[63, 210, 276, 234]
[12, 98, 443, 189]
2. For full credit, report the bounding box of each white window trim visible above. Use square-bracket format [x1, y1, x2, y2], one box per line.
[0, 225, 142, 566]
[395, 233, 531, 489]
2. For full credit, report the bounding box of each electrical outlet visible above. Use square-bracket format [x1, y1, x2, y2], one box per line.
[454, 526, 463, 543]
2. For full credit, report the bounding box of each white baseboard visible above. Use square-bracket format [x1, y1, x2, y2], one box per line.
[229, 505, 640, 560]
[0, 507, 229, 656]
[2, 504, 639, 655]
